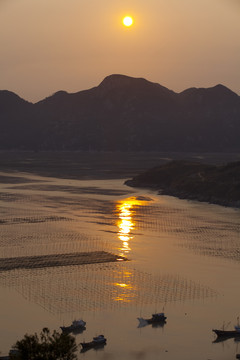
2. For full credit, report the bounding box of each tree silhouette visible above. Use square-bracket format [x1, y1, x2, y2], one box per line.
[9, 327, 77, 360]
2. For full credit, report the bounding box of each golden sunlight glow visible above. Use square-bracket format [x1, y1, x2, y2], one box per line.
[114, 282, 132, 289]
[116, 197, 147, 257]
[123, 16, 133, 27]
[113, 197, 150, 303]
[112, 270, 135, 303]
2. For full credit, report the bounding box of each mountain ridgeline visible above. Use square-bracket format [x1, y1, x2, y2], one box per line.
[1, 74, 240, 151]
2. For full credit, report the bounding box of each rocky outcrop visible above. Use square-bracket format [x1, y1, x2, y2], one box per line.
[125, 160, 240, 208]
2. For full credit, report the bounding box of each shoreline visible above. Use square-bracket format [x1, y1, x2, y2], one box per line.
[161, 188, 240, 209]
[125, 180, 240, 209]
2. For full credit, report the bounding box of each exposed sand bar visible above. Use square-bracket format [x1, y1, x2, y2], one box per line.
[0, 251, 127, 271]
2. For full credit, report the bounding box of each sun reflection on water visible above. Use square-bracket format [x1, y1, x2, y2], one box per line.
[113, 270, 135, 303]
[114, 197, 149, 303]
[116, 196, 148, 257]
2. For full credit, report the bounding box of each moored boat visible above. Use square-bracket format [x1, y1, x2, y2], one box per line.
[137, 312, 167, 327]
[81, 334, 107, 350]
[213, 324, 240, 338]
[60, 319, 86, 333]
[213, 329, 240, 337]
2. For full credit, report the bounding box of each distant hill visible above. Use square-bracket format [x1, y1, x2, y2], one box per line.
[125, 160, 240, 208]
[1, 74, 240, 151]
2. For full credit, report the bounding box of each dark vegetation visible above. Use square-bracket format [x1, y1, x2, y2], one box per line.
[125, 160, 240, 208]
[9, 327, 77, 360]
[1, 74, 240, 152]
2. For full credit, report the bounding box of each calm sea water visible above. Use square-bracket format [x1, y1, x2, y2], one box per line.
[0, 153, 240, 359]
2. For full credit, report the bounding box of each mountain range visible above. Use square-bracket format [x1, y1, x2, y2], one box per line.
[1, 74, 240, 151]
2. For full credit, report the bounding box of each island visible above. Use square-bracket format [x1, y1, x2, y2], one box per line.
[125, 160, 240, 208]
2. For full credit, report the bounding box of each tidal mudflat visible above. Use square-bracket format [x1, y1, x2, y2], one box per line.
[0, 152, 240, 360]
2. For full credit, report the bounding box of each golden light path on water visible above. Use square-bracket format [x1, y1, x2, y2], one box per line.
[114, 197, 148, 302]
[116, 196, 147, 257]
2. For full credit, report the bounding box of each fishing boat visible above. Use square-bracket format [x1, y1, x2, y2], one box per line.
[60, 319, 86, 333]
[137, 312, 167, 327]
[80, 335, 107, 350]
[212, 323, 240, 338]
[213, 329, 240, 337]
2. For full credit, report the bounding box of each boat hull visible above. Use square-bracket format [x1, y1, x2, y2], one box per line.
[213, 329, 240, 337]
[146, 317, 167, 324]
[137, 314, 167, 328]
[60, 325, 86, 334]
[81, 339, 106, 349]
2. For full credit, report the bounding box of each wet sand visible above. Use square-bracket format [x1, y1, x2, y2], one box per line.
[1, 152, 240, 360]
[0, 251, 126, 271]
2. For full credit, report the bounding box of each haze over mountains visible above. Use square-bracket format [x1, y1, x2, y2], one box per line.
[1, 74, 240, 152]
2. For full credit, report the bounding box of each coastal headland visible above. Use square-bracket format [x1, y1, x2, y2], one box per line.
[125, 160, 240, 208]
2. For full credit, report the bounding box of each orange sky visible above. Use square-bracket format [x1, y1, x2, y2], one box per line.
[0, 0, 239, 102]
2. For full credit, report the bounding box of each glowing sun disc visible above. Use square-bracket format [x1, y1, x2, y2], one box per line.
[123, 16, 133, 27]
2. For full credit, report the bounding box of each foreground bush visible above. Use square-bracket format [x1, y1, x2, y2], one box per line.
[9, 327, 77, 360]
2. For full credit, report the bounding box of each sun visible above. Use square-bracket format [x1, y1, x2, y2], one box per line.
[122, 16, 133, 27]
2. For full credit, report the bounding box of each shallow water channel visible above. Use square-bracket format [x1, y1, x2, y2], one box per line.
[0, 153, 240, 360]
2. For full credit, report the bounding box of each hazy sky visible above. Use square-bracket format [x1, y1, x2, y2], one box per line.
[0, 0, 239, 102]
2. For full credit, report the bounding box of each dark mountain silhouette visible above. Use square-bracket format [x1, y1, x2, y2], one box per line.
[0, 74, 240, 151]
[0, 90, 35, 149]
